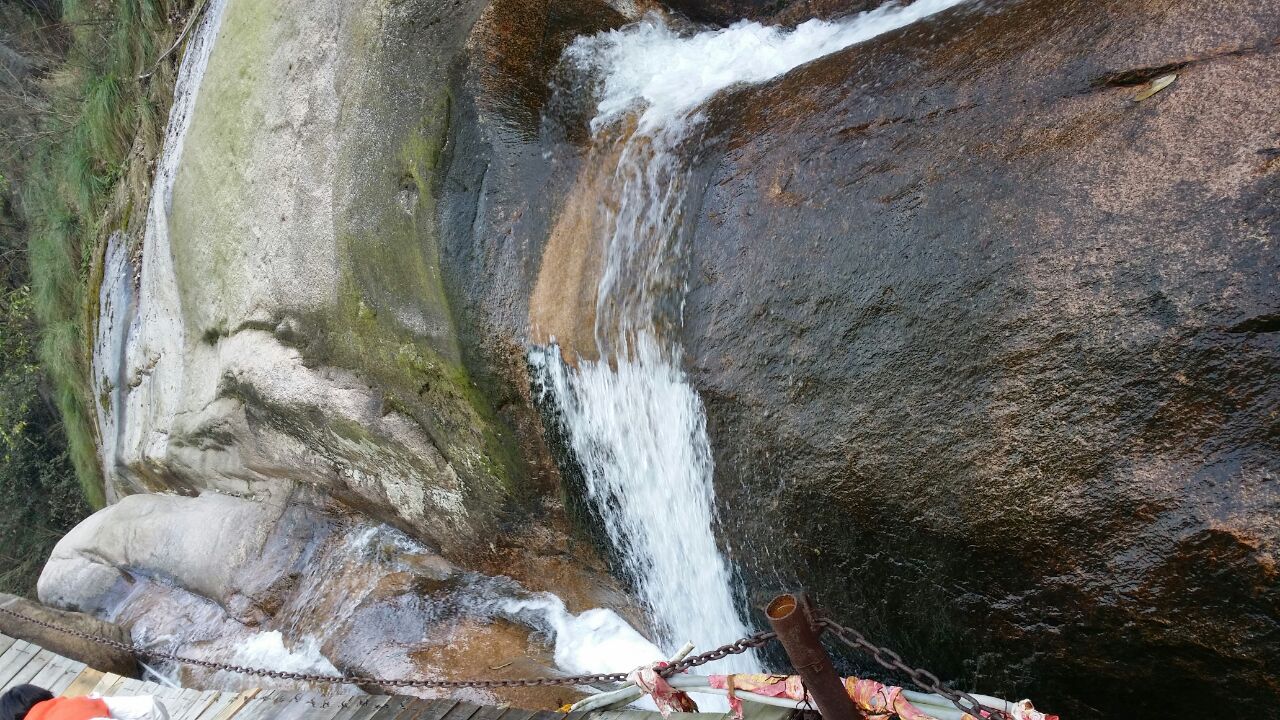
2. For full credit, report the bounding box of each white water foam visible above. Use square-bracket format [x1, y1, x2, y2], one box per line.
[500, 594, 663, 676]
[231, 632, 341, 676]
[567, 0, 969, 133]
[533, 338, 751, 672]
[535, 0, 969, 676]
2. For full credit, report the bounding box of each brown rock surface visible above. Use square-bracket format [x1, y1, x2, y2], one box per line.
[673, 1, 1279, 718]
[661, 0, 881, 25]
[0, 593, 139, 677]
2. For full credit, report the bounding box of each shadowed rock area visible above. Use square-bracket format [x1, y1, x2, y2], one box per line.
[661, 0, 881, 25]
[668, 0, 1278, 717]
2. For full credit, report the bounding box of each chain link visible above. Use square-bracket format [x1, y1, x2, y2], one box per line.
[1, 603, 1012, 719]
[816, 615, 1013, 720]
[0, 605, 767, 690]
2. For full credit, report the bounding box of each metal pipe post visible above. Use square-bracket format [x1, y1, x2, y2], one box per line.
[766, 593, 865, 720]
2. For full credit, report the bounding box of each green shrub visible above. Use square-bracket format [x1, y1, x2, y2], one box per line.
[20, 0, 190, 508]
[0, 286, 89, 596]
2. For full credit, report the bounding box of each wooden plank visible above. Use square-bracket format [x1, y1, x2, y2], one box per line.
[151, 682, 188, 700]
[497, 709, 536, 720]
[31, 654, 86, 696]
[234, 690, 290, 720]
[0, 638, 34, 667]
[9, 649, 57, 688]
[189, 691, 233, 720]
[339, 695, 391, 720]
[191, 691, 242, 720]
[102, 673, 130, 697]
[365, 695, 416, 720]
[0, 640, 39, 688]
[393, 699, 434, 720]
[437, 700, 484, 720]
[220, 694, 266, 720]
[117, 677, 149, 695]
[46, 660, 88, 696]
[177, 689, 221, 720]
[0, 634, 16, 657]
[287, 693, 364, 720]
[61, 668, 104, 697]
[396, 698, 452, 720]
[27, 653, 71, 689]
[205, 688, 259, 720]
[87, 672, 123, 696]
[268, 690, 309, 716]
[390, 698, 436, 720]
[273, 690, 327, 718]
[268, 693, 327, 720]
[596, 711, 660, 720]
[470, 704, 508, 720]
[166, 681, 203, 712]
[317, 694, 369, 720]
[328, 695, 371, 720]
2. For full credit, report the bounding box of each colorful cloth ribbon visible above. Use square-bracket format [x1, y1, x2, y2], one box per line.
[629, 661, 698, 718]
[844, 678, 945, 720]
[706, 674, 1059, 720]
[708, 674, 805, 718]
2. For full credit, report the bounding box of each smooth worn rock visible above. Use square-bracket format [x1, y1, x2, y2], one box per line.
[0, 593, 139, 677]
[36, 492, 612, 707]
[94, 0, 526, 558]
[38, 493, 286, 617]
[674, 1, 1279, 718]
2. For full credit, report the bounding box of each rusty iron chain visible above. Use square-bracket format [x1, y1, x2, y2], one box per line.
[2, 602, 1009, 719]
[0, 605, 769, 690]
[816, 615, 1014, 720]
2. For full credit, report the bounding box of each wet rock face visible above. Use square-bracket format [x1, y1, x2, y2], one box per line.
[38, 492, 618, 706]
[438, 0, 628, 493]
[661, 0, 879, 24]
[678, 1, 1279, 717]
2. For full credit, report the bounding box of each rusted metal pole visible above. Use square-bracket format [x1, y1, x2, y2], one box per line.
[767, 593, 865, 720]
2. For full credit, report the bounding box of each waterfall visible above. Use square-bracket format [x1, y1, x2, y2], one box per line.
[92, 0, 228, 493]
[534, 0, 969, 672]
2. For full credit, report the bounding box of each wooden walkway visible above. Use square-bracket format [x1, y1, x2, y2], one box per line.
[0, 632, 733, 720]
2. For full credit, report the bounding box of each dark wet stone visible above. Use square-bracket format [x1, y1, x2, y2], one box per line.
[662, 0, 881, 25]
[439, 0, 629, 508]
[674, 1, 1279, 718]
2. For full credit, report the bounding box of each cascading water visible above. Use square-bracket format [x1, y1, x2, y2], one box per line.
[534, 0, 969, 671]
[93, 0, 228, 495]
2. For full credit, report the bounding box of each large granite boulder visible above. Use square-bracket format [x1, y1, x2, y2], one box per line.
[675, 0, 1279, 717]
[94, 0, 526, 559]
[36, 492, 618, 706]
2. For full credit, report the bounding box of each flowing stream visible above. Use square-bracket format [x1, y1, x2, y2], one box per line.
[534, 0, 968, 672]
